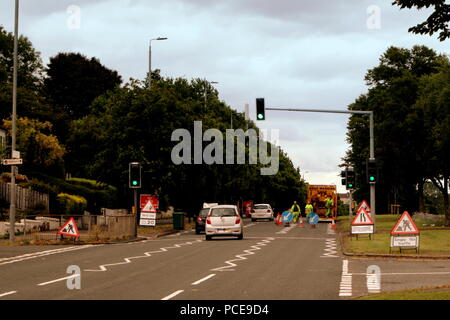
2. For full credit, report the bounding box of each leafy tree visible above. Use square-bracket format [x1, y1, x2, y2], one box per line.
[413, 57, 450, 222]
[392, 0, 450, 41]
[2, 117, 65, 176]
[0, 25, 44, 89]
[344, 46, 447, 214]
[67, 77, 306, 212]
[44, 53, 122, 120]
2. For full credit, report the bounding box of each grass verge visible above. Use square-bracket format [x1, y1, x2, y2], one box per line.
[338, 214, 450, 256]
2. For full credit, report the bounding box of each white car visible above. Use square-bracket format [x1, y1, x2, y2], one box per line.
[205, 205, 243, 240]
[250, 204, 274, 221]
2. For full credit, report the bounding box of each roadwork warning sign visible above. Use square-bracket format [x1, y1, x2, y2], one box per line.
[391, 211, 419, 235]
[351, 207, 374, 236]
[57, 217, 80, 237]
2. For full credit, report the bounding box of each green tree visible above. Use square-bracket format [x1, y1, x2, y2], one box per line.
[67, 77, 306, 212]
[344, 46, 447, 214]
[392, 0, 450, 41]
[2, 117, 65, 176]
[414, 57, 450, 223]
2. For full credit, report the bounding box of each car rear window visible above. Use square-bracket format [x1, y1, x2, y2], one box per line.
[199, 208, 210, 217]
[254, 205, 269, 209]
[210, 208, 236, 217]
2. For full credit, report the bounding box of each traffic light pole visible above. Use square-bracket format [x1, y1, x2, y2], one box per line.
[265, 107, 376, 222]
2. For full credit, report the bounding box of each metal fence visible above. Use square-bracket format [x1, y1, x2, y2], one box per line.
[0, 214, 135, 242]
[0, 181, 49, 211]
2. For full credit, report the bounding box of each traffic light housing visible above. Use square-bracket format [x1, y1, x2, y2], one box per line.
[129, 162, 142, 188]
[346, 167, 355, 190]
[256, 98, 265, 120]
[367, 158, 377, 184]
[341, 170, 347, 186]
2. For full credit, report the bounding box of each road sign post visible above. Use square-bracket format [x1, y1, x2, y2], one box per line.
[390, 211, 420, 254]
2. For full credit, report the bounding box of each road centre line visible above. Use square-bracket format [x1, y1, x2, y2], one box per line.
[191, 274, 216, 285]
[38, 274, 80, 286]
[161, 290, 184, 300]
[0, 291, 17, 298]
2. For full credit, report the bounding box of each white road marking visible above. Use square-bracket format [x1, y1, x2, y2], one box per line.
[191, 274, 216, 285]
[84, 240, 202, 272]
[321, 238, 338, 258]
[0, 291, 17, 298]
[339, 260, 352, 297]
[276, 224, 296, 234]
[211, 237, 275, 272]
[37, 274, 80, 286]
[0, 245, 95, 266]
[161, 290, 184, 300]
[243, 223, 256, 228]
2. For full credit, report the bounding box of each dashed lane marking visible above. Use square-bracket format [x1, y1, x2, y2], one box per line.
[37, 274, 80, 287]
[191, 274, 216, 285]
[0, 291, 17, 298]
[161, 290, 184, 300]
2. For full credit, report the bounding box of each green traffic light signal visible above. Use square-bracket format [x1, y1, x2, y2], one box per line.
[369, 176, 375, 182]
[256, 98, 265, 121]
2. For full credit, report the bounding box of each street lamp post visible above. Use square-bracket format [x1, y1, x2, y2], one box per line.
[9, 0, 19, 242]
[148, 37, 167, 87]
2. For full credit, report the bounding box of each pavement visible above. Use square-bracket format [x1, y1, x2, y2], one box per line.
[0, 219, 449, 300]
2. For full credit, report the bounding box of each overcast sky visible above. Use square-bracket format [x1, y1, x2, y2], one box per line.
[1, 0, 448, 193]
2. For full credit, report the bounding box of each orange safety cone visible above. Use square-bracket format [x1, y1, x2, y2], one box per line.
[331, 219, 336, 229]
[275, 214, 282, 226]
[298, 218, 305, 227]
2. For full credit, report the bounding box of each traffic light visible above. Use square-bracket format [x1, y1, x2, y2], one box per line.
[346, 167, 355, 190]
[256, 98, 265, 120]
[129, 162, 141, 188]
[367, 158, 377, 183]
[341, 170, 347, 186]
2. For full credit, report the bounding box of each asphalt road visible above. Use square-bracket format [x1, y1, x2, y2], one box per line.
[0, 219, 449, 300]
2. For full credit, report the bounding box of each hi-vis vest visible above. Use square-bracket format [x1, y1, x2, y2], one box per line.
[291, 205, 301, 213]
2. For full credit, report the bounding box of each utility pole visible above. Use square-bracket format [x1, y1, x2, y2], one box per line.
[9, 0, 19, 242]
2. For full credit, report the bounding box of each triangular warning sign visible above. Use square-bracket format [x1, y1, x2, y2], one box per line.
[142, 199, 156, 213]
[57, 217, 80, 237]
[351, 207, 374, 225]
[357, 200, 371, 213]
[391, 211, 419, 235]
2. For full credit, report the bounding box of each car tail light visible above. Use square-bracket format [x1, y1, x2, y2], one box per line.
[196, 216, 203, 223]
[267, 210, 271, 213]
[236, 216, 241, 224]
[206, 216, 211, 224]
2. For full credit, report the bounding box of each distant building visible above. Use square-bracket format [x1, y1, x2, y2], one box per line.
[338, 193, 350, 205]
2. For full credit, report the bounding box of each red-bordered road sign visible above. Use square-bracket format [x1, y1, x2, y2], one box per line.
[57, 217, 80, 237]
[391, 211, 419, 235]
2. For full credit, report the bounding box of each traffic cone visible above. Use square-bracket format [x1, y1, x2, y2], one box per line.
[298, 218, 305, 227]
[331, 219, 336, 229]
[275, 214, 282, 225]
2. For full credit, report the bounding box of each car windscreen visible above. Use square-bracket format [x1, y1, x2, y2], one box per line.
[254, 205, 269, 209]
[210, 208, 236, 217]
[199, 208, 210, 217]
